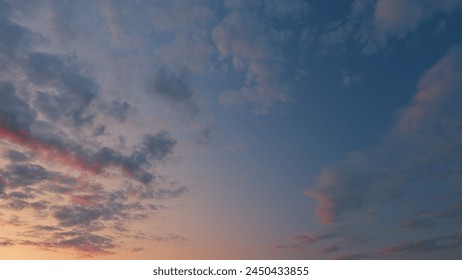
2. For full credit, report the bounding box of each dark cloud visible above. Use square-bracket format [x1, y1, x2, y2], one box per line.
[34, 225, 59, 231]
[0, 0, 33, 61]
[26, 52, 97, 126]
[151, 233, 187, 242]
[93, 125, 106, 136]
[333, 253, 374, 260]
[106, 99, 130, 122]
[1, 163, 58, 188]
[153, 186, 187, 200]
[131, 247, 144, 252]
[423, 200, 462, 225]
[21, 231, 116, 255]
[53, 205, 103, 227]
[400, 218, 435, 232]
[0, 239, 15, 247]
[44, 184, 73, 194]
[57, 232, 115, 254]
[7, 199, 29, 210]
[317, 245, 339, 256]
[141, 131, 177, 161]
[277, 232, 323, 250]
[380, 233, 462, 257]
[30, 201, 48, 210]
[147, 67, 200, 116]
[4, 149, 29, 162]
[0, 82, 36, 131]
[196, 124, 217, 146]
[85, 131, 175, 182]
[8, 191, 34, 200]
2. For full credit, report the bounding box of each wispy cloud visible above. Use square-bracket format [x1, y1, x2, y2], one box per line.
[281, 45, 462, 258]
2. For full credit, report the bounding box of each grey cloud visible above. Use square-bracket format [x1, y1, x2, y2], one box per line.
[26, 52, 98, 126]
[22, 231, 115, 255]
[380, 233, 462, 257]
[30, 201, 48, 210]
[58, 233, 115, 253]
[54, 205, 103, 227]
[151, 233, 187, 242]
[131, 247, 144, 252]
[7, 199, 29, 210]
[106, 99, 130, 122]
[44, 184, 73, 194]
[93, 125, 106, 136]
[147, 67, 200, 116]
[429, 201, 462, 223]
[34, 225, 59, 231]
[88, 130, 175, 183]
[0, 82, 36, 131]
[400, 218, 435, 231]
[196, 124, 218, 146]
[154, 186, 187, 200]
[317, 245, 340, 255]
[8, 191, 34, 200]
[141, 131, 176, 161]
[334, 253, 374, 260]
[0, 0, 33, 60]
[2, 163, 58, 188]
[0, 239, 15, 247]
[277, 232, 328, 251]
[4, 150, 29, 162]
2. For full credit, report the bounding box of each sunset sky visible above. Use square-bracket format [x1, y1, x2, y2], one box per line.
[1, 0, 462, 260]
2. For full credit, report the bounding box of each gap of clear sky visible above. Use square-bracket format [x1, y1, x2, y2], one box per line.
[1, 0, 462, 259]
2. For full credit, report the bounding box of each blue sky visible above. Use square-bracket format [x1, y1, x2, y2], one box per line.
[1, 0, 462, 259]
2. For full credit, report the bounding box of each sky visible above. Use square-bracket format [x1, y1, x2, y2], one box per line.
[1, 0, 462, 260]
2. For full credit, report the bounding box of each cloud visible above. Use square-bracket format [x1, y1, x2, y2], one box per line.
[316, 0, 462, 54]
[212, 11, 290, 114]
[317, 245, 340, 256]
[280, 45, 462, 258]
[153, 186, 188, 200]
[147, 67, 201, 116]
[26, 52, 97, 126]
[374, 0, 462, 36]
[380, 233, 462, 256]
[1, 163, 59, 188]
[4, 149, 29, 162]
[53, 205, 103, 227]
[342, 71, 363, 87]
[0, 0, 189, 257]
[195, 124, 218, 146]
[395, 45, 462, 134]
[400, 218, 435, 231]
[0, 82, 35, 131]
[224, 0, 310, 20]
[0, 239, 15, 247]
[276, 231, 336, 251]
[333, 253, 374, 260]
[104, 99, 130, 123]
[307, 45, 462, 224]
[21, 231, 116, 255]
[0, 1, 34, 62]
